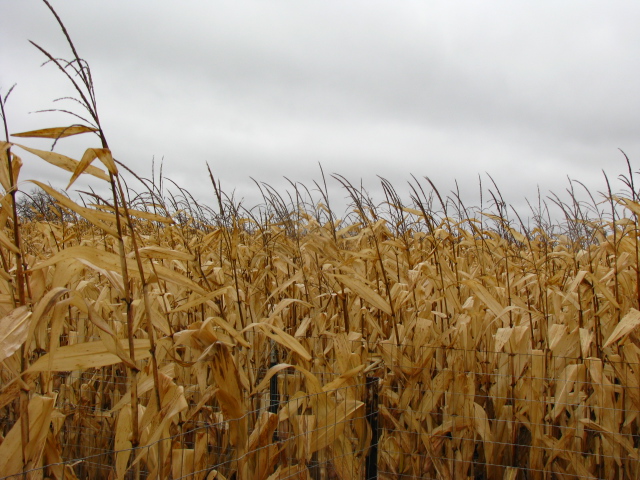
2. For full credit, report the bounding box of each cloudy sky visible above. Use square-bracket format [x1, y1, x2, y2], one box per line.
[1, 1, 639, 218]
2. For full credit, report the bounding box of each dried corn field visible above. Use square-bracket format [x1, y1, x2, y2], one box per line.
[2, 142, 640, 480]
[3, 3, 640, 480]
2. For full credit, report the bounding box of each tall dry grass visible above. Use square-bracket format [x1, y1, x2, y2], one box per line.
[2, 2, 640, 479]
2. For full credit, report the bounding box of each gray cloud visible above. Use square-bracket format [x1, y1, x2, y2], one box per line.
[2, 1, 639, 217]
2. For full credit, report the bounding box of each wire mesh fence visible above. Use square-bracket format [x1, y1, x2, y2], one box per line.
[2, 337, 639, 479]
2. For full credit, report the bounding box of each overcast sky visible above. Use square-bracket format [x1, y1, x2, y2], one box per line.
[2, 1, 640, 219]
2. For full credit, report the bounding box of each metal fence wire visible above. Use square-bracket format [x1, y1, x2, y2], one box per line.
[1, 338, 639, 479]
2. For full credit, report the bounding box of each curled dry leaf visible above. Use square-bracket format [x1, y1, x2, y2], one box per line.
[67, 147, 117, 189]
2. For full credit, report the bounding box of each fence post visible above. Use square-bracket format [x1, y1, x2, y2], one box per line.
[269, 341, 279, 414]
[365, 375, 379, 480]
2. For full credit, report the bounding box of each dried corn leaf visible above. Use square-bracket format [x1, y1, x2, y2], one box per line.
[332, 433, 359, 480]
[604, 308, 640, 347]
[136, 245, 193, 261]
[311, 399, 363, 453]
[253, 363, 323, 396]
[12, 125, 97, 138]
[551, 364, 581, 420]
[0, 373, 38, 410]
[494, 327, 513, 353]
[504, 467, 519, 480]
[92, 203, 174, 224]
[0, 394, 55, 475]
[170, 286, 233, 313]
[0, 227, 20, 254]
[585, 271, 622, 309]
[330, 273, 392, 315]
[267, 297, 313, 320]
[204, 342, 247, 447]
[110, 363, 175, 413]
[33, 244, 208, 295]
[115, 405, 133, 480]
[473, 402, 493, 462]
[322, 364, 365, 392]
[14, 143, 109, 181]
[267, 464, 309, 480]
[27, 287, 70, 345]
[464, 279, 504, 317]
[247, 411, 278, 452]
[29, 181, 119, 237]
[172, 449, 195, 479]
[67, 147, 117, 189]
[0, 306, 31, 362]
[265, 270, 303, 303]
[243, 322, 312, 361]
[617, 197, 640, 217]
[27, 339, 151, 372]
[88, 310, 138, 370]
[133, 374, 187, 469]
